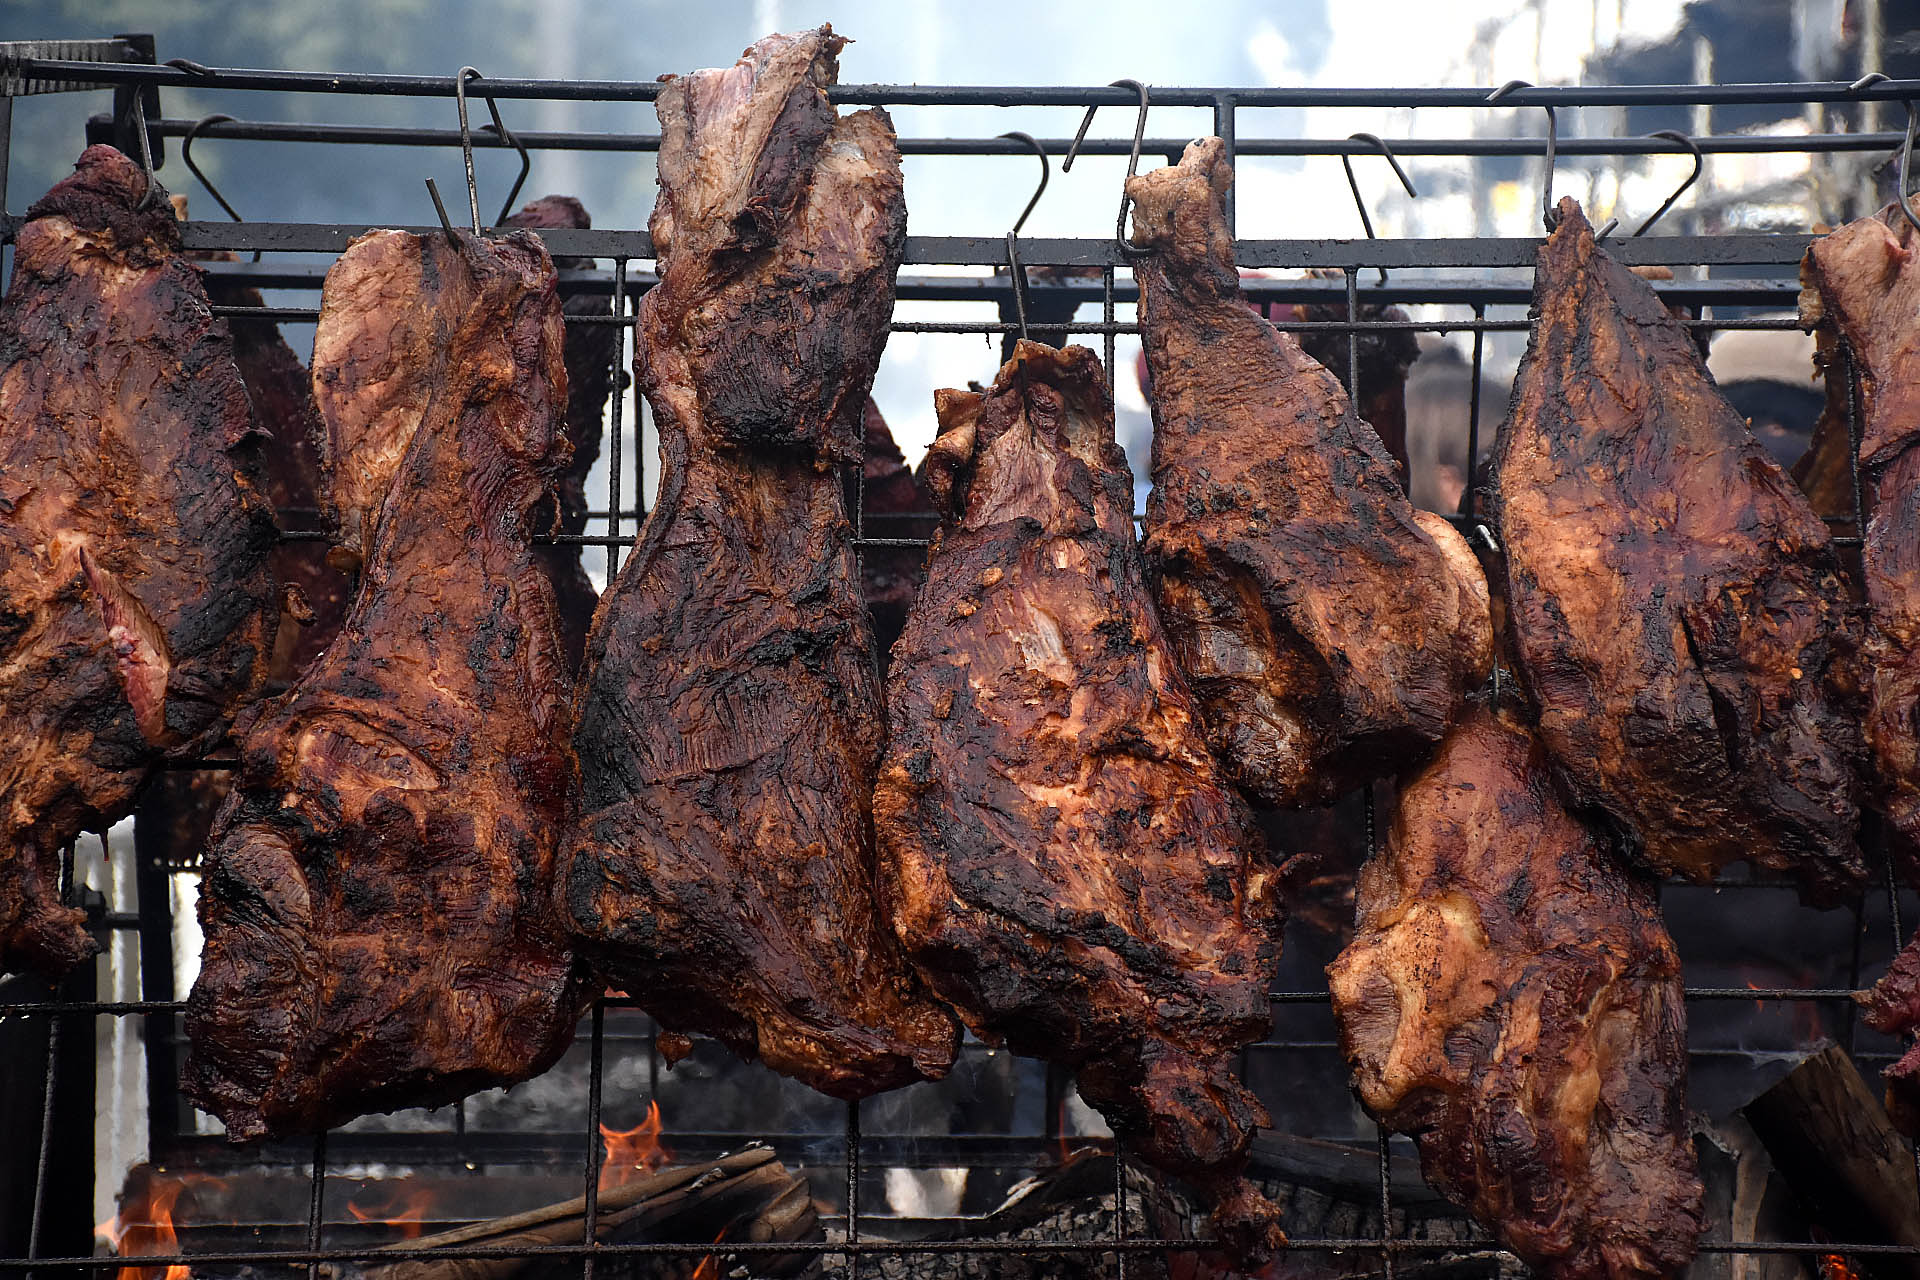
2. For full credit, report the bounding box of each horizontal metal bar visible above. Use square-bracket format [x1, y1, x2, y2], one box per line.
[194, 259, 1807, 308]
[103, 114, 1916, 158]
[3, 220, 1809, 270]
[21, 60, 1920, 107]
[22, 1234, 1920, 1272]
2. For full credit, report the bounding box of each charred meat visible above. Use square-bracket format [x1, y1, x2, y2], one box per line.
[1329, 706, 1703, 1280]
[0, 147, 278, 978]
[559, 27, 958, 1099]
[182, 228, 584, 1140]
[1495, 197, 1866, 903]
[876, 341, 1289, 1262]
[1130, 137, 1492, 809]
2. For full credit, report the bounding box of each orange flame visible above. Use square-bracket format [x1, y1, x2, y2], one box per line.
[95, 1171, 219, 1280]
[599, 1099, 672, 1189]
[690, 1225, 728, 1280]
[346, 1187, 435, 1240]
[1820, 1254, 1863, 1280]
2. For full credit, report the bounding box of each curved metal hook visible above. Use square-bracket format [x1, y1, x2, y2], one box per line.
[481, 102, 532, 226]
[1065, 79, 1154, 256]
[1898, 100, 1920, 236]
[181, 114, 244, 223]
[998, 132, 1050, 236]
[1630, 130, 1703, 237]
[453, 66, 484, 234]
[997, 132, 1049, 342]
[181, 113, 263, 263]
[1488, 79, 1559, 230]
[1341, 132, 1419, 285]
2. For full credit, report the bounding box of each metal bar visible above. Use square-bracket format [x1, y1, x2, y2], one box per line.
[84, 115, 1920, 158]
[606, 258, 626, 585]
[846, 1099, 861, 1280]
[25, 61, 1920, 107]
[1214, 93, 1236, 233]
[189, 258, 1808, 307]
[1464, 307, 1487, 518]
[583, 1003, 604, 1280]
[1345, 267, 1361, 401]
[306, 1129, 327, 1280]
[24, 1018, 58, 1280]
[0, 96, 12, 221]
[152, 220, 1829, 268]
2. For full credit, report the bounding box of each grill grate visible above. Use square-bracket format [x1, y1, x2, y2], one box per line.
[2, 46, 1919, 1280]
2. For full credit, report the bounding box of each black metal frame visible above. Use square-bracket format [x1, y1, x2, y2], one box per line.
[0, 38, 1916, 1280]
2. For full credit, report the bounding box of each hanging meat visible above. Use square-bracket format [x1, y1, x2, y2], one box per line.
[1328, 705, 1703, 1280]
[503, 195, 619, 671]
[182, 227, 585, 1141]
[875, 340, 1289, 1262]
[0, 146, 279, 979]
[558, 27, 958, 1099]
[1799, 204, 1920, 873]
[133, 222, 353, 874]
[1495, 197, 1867, 903]
[1129, 137, 1492, 809]
[848, 397, 939, 662]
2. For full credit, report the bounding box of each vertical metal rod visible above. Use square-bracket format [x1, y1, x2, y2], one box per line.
[1463, 308, 1486, 518]
[1213, 93, 1237, 234]
[584, 1002, 606, 1280]
[1113, 1139, 1128, 1280]
[607, 258, 627, 584]
[25, 1016, 61, 1280]
[1103, 264, 1116, 404]
[1378, 1127, 1398, 1280]
[306, 1129, 328, 1280]
[845, 1098, 862, 1280]
[1345, 268, 1361, 403]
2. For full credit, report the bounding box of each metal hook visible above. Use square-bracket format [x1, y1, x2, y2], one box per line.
[1341, 132, 1418, 285]
[1897, 100, 1920, 236]
[128, 95, 161, 211]
[996, 132, 1049, 344]
[481, 104, 531, 226]
[181, 115, 243, 223]
[1065, 79, 1154, 256]
[998, 132, 1049, 237]
[453, 66, 484, 234]
[1629, 130, 1703, 237]
[1488, 79, 1559, 230]
[181, 113, 262, 262]
[1854, 71, 1891, 93]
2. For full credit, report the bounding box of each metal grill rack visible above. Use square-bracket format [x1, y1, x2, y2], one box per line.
[3, 38, 1920, 1280]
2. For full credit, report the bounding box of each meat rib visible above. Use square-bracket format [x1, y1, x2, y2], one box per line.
[0, 147, 279, 978]
[1495, 197, 1866, 902]
[1328, 705, 1703, 1280]
[502, 195, 619, 671]
[875, 340, 1288, 1261]
[1129, 138, 1492, 808]
[558, 27, 958, 1098]
[182, 227, 584, 1141]
[1799, 205, 1920, 871]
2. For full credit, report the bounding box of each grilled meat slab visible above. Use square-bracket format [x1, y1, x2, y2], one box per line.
[1863, 936, 1920, 1134]
[183, 228, 584, 1141]
[1130, 138, 1491, 809]
[0, 147, 279, 978]
[503, 195, 618, 671]
[1329, 706, 1702, 1280]
[559, 27, 958, 1099]
[1495, 197, 1866, 902]
[1799, 206, 1920, 871]
[876, 340, 1288, 1261]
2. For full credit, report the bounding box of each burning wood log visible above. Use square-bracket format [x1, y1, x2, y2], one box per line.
[323, 1147, 817, 1280]
[1742, 1044, 1920, 1280]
